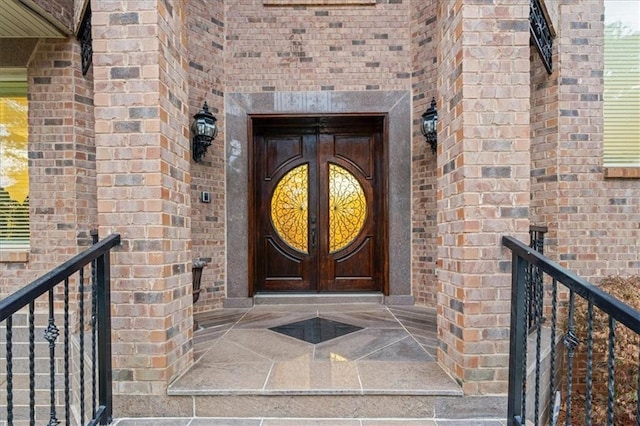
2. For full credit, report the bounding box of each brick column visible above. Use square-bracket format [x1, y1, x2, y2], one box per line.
[436, 0, 531, 394]
[93, 0, 192, 401]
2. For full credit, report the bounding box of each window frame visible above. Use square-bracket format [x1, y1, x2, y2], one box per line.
[0, 68, 30, 254]
[603, 0, 640, 171]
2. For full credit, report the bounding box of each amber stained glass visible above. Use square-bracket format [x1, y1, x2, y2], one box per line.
[329, 164, 366, 253]
[271, 164, 309, 253]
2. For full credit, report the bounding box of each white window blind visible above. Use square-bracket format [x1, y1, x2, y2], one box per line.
[603, 0, 640, 167]
[0, 71, 29, 248]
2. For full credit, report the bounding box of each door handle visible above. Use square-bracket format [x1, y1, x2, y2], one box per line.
[311, 226, 316, 249]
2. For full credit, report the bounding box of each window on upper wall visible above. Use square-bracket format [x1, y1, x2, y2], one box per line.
[603, 0, 640, 167]
[0, 69, 29, 249]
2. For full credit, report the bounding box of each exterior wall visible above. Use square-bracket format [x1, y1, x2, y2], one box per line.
[187, 0, 226, 311]
[222, 0, 416, 307]
[92, 0, 193, 405]
[0, 38, 96, 295]
[556, 0, 640, 278]
[530, 0, 640, 278]
[436, 0, 531, 394]
[225, 0, 411, 92]
[530, 32, 559, 260]
[411, 0, 438, 307]
[2, 0, 639, 407]
[0, 37, 97, 423]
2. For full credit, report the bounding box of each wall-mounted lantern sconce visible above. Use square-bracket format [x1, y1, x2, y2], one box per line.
[191, 101, 218, 163]
[421, 97, 438, 154]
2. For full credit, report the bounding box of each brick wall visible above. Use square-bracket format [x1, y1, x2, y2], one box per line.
[435, 0, 464, 390]
[157, 0, 193, 388]
[225, 0, 411, 92]
[93, 0, 192, 401]
[0, 37, 96, 423]
[542, 0, 640, 279]
[32, 0, 74, 32]
[2, 0, 637, 410]
[0, 38, 96, 295]
[530, 36, 559, 260]
[188, 0, 226, 311]
[411, 0, 438, 307]
[436, 0, 531, 394]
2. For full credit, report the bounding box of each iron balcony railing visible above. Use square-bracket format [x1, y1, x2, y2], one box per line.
[527, 225, 547, 333]
[1, 232, 120, 426]
[503, 235, 640, 426]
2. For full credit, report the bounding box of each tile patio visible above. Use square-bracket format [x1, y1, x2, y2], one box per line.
[113, 303, 507, 424]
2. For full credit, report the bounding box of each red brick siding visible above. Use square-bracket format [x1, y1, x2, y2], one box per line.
[0, 38, 96, 296]
[225, 0, 412, 92]
[411, 0, 438, 307]
[549, 0, 640, 279]
[436, 0, 531, 394]
[33, 0, 74, 32]
[188, 0, 226, 311]
[530, 42, 559, 260]
[93, 0, 192, 394]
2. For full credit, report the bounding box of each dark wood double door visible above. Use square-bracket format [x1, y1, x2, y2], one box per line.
[252, 116, 387, 293]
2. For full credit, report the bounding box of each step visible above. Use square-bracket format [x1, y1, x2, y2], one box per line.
[114, 393, 507, 420]
[253, 292, 385, 305]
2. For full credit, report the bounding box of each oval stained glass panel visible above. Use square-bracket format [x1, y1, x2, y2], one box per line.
[270, 164, 308, 253]
[329, 164, 366, 253]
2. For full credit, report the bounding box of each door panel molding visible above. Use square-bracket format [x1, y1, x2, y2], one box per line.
[333, 135, 374, 179]
[265, 136, 304, 180]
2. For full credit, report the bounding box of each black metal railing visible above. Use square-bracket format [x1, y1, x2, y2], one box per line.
[1, 232, 120, 425]
[503, 235, 640, 426]
[530, 0, 553, 74]
[527, 225, 547, 332]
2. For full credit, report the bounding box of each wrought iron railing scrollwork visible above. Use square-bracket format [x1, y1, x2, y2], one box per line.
[1, 233, 120, 425]
[79, 3, 93, 76]
[530, 0, 554, 74]
[527, 225, 547, 332]
[503, 235, 640, 426]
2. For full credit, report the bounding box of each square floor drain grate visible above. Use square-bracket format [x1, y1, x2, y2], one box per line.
[269, 317, 363, 344]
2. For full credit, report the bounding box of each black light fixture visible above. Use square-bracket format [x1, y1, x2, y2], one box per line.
[191, 101, 218, 163]
[421, 97, 438, 154]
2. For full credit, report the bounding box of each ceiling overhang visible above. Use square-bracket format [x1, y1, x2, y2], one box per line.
[0, 0, 69, 38]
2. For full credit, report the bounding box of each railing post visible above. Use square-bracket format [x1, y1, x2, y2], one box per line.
[507, 250, 528, 425]
[96, 248, 113, 424]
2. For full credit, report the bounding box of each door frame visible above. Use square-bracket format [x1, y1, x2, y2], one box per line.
[224, 90, 413, 308]
[247, 114, 389, 296]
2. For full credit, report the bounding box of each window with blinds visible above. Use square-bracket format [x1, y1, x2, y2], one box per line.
[603, 0, 640, 167]
[0, 70, 29, 249]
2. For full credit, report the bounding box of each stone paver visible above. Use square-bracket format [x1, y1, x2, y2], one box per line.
[113, 418, 506, 426]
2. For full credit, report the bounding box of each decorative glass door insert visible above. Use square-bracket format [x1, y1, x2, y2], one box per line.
[328, 164, 366, 253]
[271, 164, 309, 253]
[271, 163, 367, 255]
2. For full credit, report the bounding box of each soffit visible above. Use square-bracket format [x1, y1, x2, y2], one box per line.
[0, 0, 67, 38]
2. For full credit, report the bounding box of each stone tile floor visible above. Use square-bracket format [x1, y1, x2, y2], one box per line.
[113, 303, 507, 425]
[169, 304, 457, 396]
